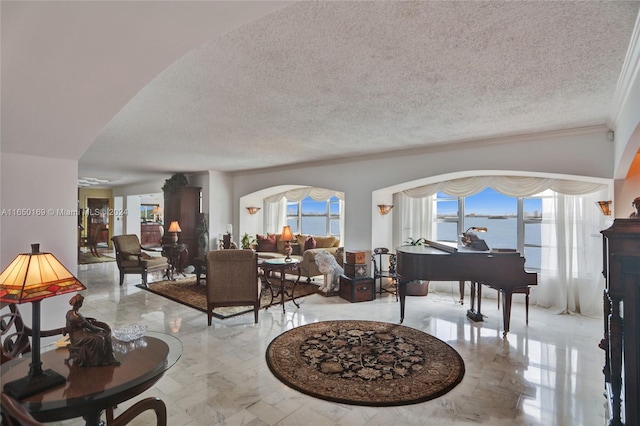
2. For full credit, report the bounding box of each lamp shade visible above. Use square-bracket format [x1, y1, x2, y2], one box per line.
[0, 244, 86, 304]
[281, 225, 294, 242]
[167, 221, 182, 233]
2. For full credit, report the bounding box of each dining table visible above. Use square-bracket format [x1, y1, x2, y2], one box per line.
[0, 331, 182, 425]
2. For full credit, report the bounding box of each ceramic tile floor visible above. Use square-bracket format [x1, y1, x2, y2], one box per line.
[50, 260, 609, 426]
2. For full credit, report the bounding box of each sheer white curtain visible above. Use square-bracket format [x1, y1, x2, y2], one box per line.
[535, 188, 608, 316]
[398, 175, 609, 315]
[263, 198, 286, 234]
[393, 192, 434, 249]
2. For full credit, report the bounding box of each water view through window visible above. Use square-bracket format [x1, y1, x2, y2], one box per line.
[436, 188, 542, 269]
[287, 196, 340, 237]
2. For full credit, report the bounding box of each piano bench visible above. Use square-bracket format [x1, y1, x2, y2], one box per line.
[497, 286, 530, 325]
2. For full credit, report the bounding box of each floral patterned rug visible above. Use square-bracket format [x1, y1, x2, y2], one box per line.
[266, 320, 465, 406]
[137, 276, 319, 320]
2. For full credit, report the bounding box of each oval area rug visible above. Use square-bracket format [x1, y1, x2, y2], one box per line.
[265, 320, 465, 406]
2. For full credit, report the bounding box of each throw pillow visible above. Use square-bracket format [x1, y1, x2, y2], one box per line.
[303, 236, 317, 252]
[256, 234, 277, 252]
[314, 236, 337, 248]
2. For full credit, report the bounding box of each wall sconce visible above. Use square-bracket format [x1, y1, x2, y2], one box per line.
[597, 201, 612, 216]
[246, 207, 261, 215]
[377, 205, 393, 215]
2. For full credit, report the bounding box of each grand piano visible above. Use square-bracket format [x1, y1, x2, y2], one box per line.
[396, 240, 538, 336]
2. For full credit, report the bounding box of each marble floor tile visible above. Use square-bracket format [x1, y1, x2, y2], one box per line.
[44, 260, 608, 425]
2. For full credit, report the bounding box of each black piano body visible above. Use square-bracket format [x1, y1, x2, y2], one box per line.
[396, 241, 538, 335]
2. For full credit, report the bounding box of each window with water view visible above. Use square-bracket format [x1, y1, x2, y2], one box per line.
[286, 196, 341, 237]
[434, 188, 542, 270]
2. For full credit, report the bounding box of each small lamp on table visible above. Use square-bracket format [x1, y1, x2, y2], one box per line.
[168, 221, 181, 245]
[281, 226, 295, 262]
[0, 243, 87, 399]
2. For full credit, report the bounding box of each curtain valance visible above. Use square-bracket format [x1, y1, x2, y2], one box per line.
[264, 187, 345, 203]
[402, 176, 606, 198]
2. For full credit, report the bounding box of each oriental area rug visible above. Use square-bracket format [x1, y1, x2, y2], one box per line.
[266, 320, 465, 406]
[137, 276, 318, 319]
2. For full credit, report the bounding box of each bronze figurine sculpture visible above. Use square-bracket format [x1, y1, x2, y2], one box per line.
[65, 294, 120, 367]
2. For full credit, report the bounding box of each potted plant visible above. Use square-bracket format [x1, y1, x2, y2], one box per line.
[403, 237, 426, 246]
[161, 173, 188, 195]
[241, 233, 256, 250]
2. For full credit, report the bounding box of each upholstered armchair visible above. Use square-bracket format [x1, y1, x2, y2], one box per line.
[206, 250, 260, 325]
[111, 235, 168, 287]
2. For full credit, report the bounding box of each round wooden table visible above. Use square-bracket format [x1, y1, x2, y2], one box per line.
[0, 331, 182, 425]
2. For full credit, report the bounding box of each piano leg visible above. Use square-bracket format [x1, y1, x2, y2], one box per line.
[466, 281, 484, 322]
[458, 280, 464, 305]
[399, 280, 407, 323]
[500, 289, 514, 337]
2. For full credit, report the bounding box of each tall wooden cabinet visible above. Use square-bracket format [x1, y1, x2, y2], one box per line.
[163, 187, 202, 266]
[600, 219, 640, 426]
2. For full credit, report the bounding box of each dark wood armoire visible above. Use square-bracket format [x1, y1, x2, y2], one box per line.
[163, 186, 202, 266]
[600, 218, 640, 426]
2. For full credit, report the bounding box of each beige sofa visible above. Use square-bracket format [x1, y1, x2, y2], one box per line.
[253, 234, 343, 282]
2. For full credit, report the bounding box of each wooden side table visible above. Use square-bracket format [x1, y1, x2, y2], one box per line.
[261, 258, 301, 313]
[162, 243, 188, 280]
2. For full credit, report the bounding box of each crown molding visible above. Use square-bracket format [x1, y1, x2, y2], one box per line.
[610, 12, 640, 128]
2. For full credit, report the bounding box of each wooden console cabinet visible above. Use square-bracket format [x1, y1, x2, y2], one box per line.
[141, 223, 162, 247]
[163, 187, 202, 266]
[600, 219, 640, 426]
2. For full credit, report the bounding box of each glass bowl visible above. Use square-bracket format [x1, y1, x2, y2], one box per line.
[112, 324, 148, 342]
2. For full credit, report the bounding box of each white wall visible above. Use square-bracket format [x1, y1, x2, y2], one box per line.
[206, 171, 233, 250]
[0, 152, 79, 328]
[232, 127, 613, 252]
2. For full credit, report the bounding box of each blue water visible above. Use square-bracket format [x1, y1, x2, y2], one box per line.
[437, 217, 541, 269]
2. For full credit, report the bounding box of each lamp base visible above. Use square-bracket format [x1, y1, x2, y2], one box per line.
[3, 369, 66, 399]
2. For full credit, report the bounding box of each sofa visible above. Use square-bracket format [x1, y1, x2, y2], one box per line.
[252, 233, 344, 282]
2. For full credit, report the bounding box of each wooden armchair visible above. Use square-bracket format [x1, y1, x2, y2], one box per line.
[111, 235, 169, 287]
[206, 250, 260, 325]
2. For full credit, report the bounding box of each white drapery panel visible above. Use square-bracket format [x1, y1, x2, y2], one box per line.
[398, 175, 608, 316]
[403, 176, 606, 198]
[393, 192, 434, 250]
[264, 187, 345, 203]
[263, 198, 286, 235]
[535, 189, 607, 316]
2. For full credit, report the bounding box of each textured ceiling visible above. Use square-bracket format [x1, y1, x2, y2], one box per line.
[10, 2, 640, 186]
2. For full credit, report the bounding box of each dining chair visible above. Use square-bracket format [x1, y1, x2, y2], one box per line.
[206, 249, 260, 325]
[1, 303, 67, 363]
